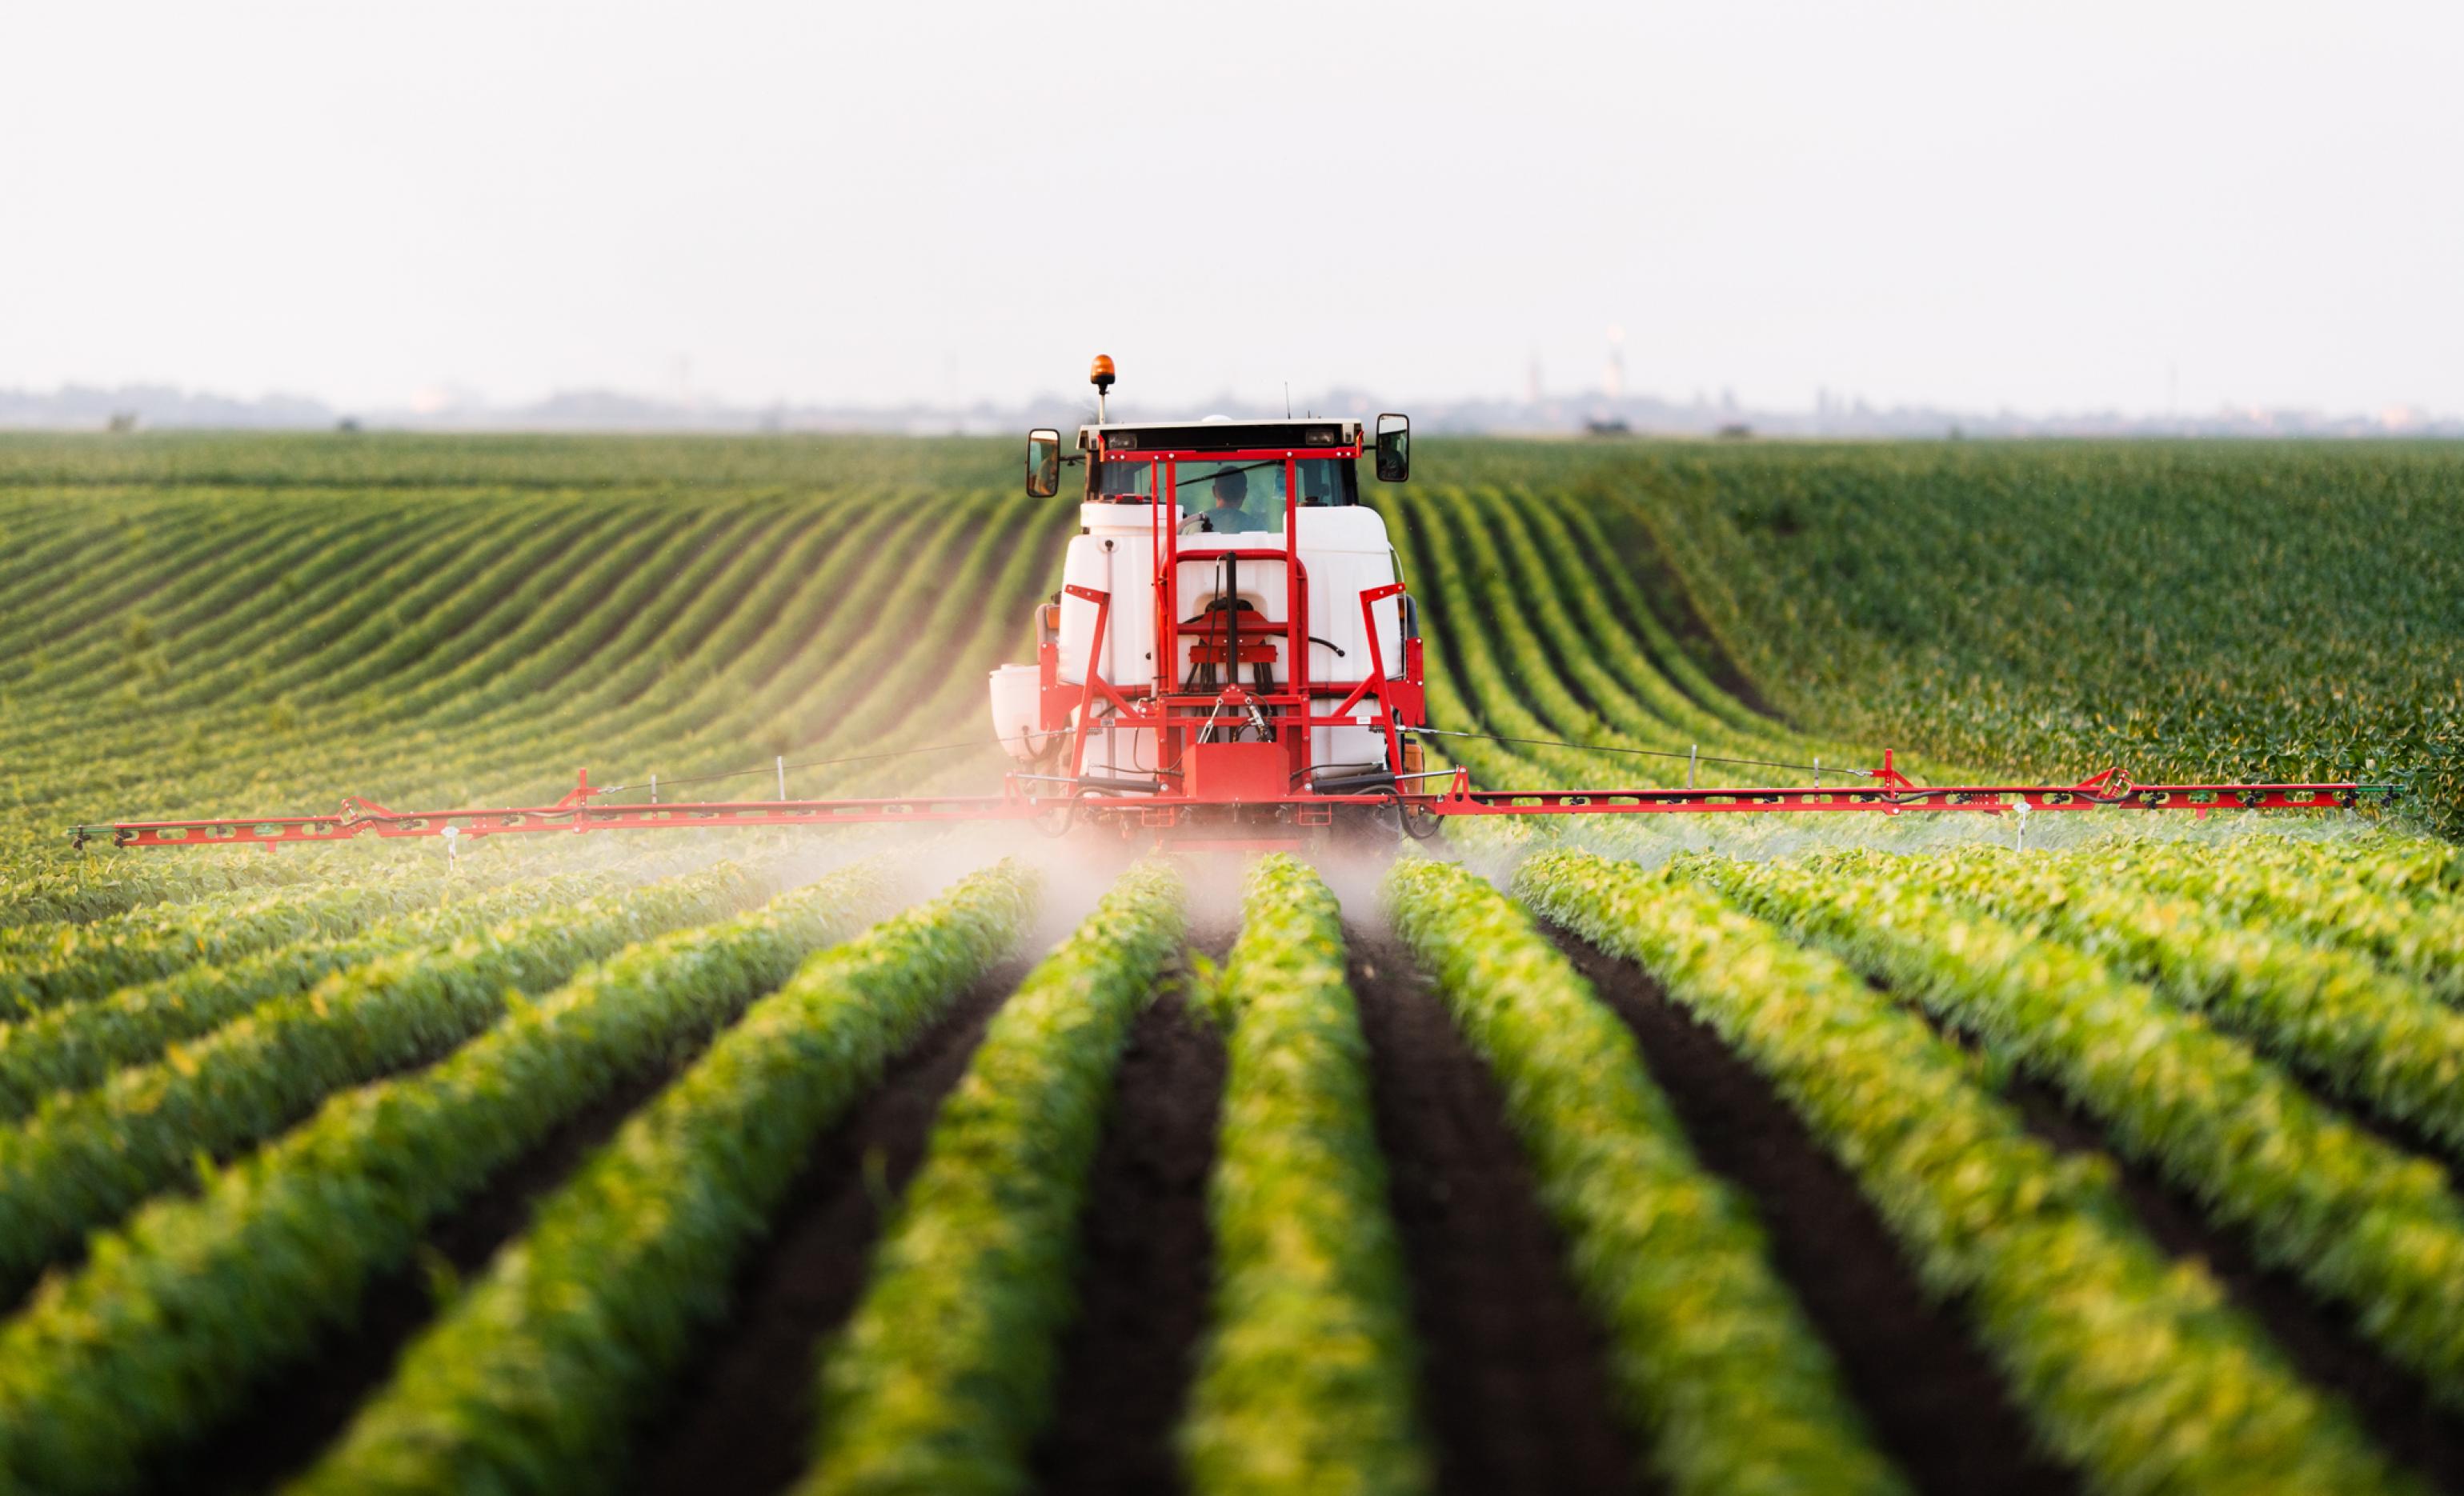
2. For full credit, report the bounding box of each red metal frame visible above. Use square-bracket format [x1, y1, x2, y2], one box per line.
[72, 763, 2397, 850]
[68, 442, 2402, 851]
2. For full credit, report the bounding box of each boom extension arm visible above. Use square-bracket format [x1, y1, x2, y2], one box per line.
[69, 764, 2400, 850]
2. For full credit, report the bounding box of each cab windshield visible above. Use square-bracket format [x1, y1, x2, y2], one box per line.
[1094, 454, 1356, 510]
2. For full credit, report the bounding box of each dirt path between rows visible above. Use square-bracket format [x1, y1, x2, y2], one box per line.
[1347, 926, 1646, 1496]
[1550, 930, 2081, 1496]
[1029, 983, 1225, 1496]
[626, 957, 1025, 1496]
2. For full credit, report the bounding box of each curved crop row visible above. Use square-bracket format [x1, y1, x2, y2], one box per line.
[1705, 850, 2464, 1406]
[12, 498, 423, 710]
[54, 491, 885, 824]
[0, 498, 509, 759]
[8, 472, 1060, 840]
[0, 858, 785, 1293]
[1382, 857, 1903, 1496]
[1516, 849, 2410, 1495]
[0, 870, 615, 1120]
[4, 504, 389, 713]
[1465, 486, 1783, 766]
[1525, 486, 1793, 748]
[0, 845, 357, 932]
[800, 861, 1184, 1494]
[1181, 854, 1430, 1496]
[0, 872, 479, 1018]
[0, 502, 259, 662]
[1380, 486, 1660, 789]
[1924, 842, 2464, 1150]
[29, 486, 994, 828]
[6, 493, 443, 699]
[0, 490, 505, 738]
[0, 858, 898, 1496]
[2101, 834, 2464, 1002]
[292, 861, 1043, 1496]
[5, 498, 627, 811]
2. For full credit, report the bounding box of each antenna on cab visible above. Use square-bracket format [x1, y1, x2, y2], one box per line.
[1091, 354, 1116, 422]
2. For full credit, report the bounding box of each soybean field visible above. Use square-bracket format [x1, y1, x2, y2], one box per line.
[2, 432, 2462, 1496]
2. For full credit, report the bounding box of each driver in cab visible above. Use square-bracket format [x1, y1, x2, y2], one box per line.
[1183, 469, 1277, 535]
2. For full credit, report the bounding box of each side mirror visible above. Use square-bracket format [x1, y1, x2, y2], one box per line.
[1025, 429, 1062, 498]
[1374, 413, 1411, 483]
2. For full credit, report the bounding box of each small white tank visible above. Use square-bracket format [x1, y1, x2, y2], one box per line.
[988, 663, 1050, 763]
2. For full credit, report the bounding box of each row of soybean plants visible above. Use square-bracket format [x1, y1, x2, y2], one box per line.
[810, 850, 1912, 1496]
[292, 854, 1412, 1496]
[8, 491, 706, 817]
[0, 854, 919, 1494]
[4, 488, 503, 732]
[1707, 839, 2464, 1398]
[0, 830, 725, 1123]
[0, 868, 494, 1018]
[36, 480, 1059, 833]
[5, 485, 837, 822]
[0, 840, 369, 935]
[0, 849, 792, 1298]
[1366, 478, 1954, 794]
[1432, 481, 1881, 778]
[2088, 830, 2464, 1000]
[1517, 849, 2418, 1494]
[10, 493, 679, 783]
[697, 853, 1420, 1495]
[11, 491, 636, 755]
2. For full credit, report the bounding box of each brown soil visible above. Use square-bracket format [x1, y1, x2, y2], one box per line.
[1985, 1059, 2464, 1491]
[1347, 927, 1648, 1496]
[1549, 930, 2081, 1496]
[1028, 985, 1227, 1496]
[625, 958, 1023, 1496]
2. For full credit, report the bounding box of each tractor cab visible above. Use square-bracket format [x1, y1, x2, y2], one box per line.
[992, 356, 1426, 841]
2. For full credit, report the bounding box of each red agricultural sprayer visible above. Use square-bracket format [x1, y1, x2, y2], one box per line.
[71, 358, 2398, 854]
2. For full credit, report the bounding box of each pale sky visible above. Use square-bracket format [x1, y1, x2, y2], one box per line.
[3, 1, 2458, 418]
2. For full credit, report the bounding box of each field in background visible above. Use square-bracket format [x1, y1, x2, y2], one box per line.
[3, 433, 2463, 1494]
[5, 433, 2455, 840]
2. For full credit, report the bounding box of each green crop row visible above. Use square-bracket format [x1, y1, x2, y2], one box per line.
[12, 498, 631, 812]
[1181, 854, 1429, 1496]
[15, 482, 1040, 838]
[5, 496, 439, 726]
[1705, 850, 2464, 1406]
[1924, 842, 2464, 1150]
[292, 861, 1041, 1496]
[1381, 857, 1904, 1496]
[0, 858, 781, 1294]
[0, 872, 475, 1018]
[2097, 834, 2464, 1002]
[0, 844, 357, 931]
[0, 870, 613, 1121]
[0, 859, 897, 1496]
[1516, 848, 2412, 1496]
[799, 861, 1184, 1495]
[2, 493, 505, 750]
[1380, 485, 1649, 790]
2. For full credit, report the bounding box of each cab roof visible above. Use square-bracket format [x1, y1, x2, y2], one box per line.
[1076, 418, 1360, 454]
